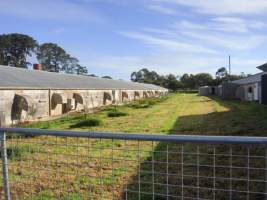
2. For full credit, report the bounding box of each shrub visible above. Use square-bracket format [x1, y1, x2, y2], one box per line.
[107, 110, 128, 117]
[69, 118, 102, 128]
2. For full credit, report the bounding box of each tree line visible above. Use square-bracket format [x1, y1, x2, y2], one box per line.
[0, 33, 88, 75]
[131, 68, 250, 91]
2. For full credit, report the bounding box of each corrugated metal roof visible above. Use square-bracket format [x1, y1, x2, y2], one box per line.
[0, 65, 167, 90]
[231, 72, 267, 85]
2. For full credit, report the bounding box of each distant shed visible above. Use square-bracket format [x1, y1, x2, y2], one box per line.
[199, 86, 210, 96]
[199, 86, 219, 96]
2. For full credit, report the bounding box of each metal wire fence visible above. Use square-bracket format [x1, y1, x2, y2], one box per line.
[0, 128, 267, 200]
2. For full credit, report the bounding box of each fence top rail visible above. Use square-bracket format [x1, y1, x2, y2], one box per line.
[0, 127, 267, 145]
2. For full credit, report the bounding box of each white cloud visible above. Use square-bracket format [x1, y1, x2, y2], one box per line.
[212, 17, 266, 32]
[180, 30, 267, 51]
[119, 31, 217, 54]
[170, 18, 267, 51]
[174, 18, 266, 33]
[140, 18, 267, 51]
[0, 0, 104, 22]
[154, 0, 267, 15]
[146, 4, 178, 15]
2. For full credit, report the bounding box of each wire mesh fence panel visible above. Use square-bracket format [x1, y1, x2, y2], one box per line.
[0, 130, 266, 200]
[1, 135, 140, 200]
[125, 143, 266, 200]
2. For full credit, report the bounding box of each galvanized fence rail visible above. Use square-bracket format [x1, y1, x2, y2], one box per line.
[0, 128, 267, 200]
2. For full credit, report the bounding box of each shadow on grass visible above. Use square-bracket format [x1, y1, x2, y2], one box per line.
[69, 118, 102, 129]
[107, 110, 128, 117]
[172, 96, 267, 136]
[121, 97, 267, 200]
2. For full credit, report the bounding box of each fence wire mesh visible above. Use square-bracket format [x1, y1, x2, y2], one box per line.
[0, 130, 267, 200]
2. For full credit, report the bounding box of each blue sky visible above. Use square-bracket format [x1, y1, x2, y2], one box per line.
[1, 0, 267, 80]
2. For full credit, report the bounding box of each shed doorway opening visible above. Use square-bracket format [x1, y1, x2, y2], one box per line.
[122, 92, 129, 102]
[248, 87, 253, 93]
[112, 90, 116, 104]
[211, 87, 215, 95]
[143, 91, 148, 98]
[134, 91, 140, 100]
[51, 93, 66, 115]
[11, 94, 28, 121]
[103, 92, 112, 105]
[73, 93, 83, 110]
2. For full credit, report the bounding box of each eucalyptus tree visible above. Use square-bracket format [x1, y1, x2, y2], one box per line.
[37, 43, 68, 72]
[0, 33, 38, 68]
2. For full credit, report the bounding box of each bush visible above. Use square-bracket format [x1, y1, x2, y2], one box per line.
[107, 110, 128, 117]
[69, 118, 102, 128]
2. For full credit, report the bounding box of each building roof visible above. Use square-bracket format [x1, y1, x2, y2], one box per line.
[231, 72, 267, 85]
[257, 63, 267, 72]
[0, 65, 167, 90]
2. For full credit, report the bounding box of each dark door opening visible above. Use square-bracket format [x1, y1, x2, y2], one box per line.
[261, 75, 267, 104]
[211, 87, 215, 95]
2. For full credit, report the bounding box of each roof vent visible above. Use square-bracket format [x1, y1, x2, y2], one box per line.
[33, 64, 42, 70]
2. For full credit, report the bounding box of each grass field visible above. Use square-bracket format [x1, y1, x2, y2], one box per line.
[24, 92, 267, 136]
[3, 93, 267, 199]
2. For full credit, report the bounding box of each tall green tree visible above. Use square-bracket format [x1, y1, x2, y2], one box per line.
[131, 68, 160, 84]
[180, 74, 196, 89]
[194, 73, 213, 87]
[37, 43, 88, 75]
[131, 68, 182, 91]
[63, 55, 79, 74]
[216, 67, 228, 79]
[164, 74, 182, 91]
[0, 33, 38, 68]
[76, 64, 88, 75]
[37, 43, 68, 72]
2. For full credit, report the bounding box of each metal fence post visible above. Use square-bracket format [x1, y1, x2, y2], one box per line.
[1, 132, 10, 200]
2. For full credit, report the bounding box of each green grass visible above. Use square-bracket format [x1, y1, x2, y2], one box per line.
[9, 93, 267, 199]
[23, 93, 267, 135]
